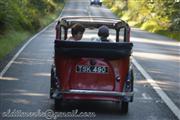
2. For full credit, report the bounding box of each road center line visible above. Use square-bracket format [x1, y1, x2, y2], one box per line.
[132, 57, 180, 119]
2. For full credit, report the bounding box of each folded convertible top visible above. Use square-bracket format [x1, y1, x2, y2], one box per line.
[55, 40, 133, 59]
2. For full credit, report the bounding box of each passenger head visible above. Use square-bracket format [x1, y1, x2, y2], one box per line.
[98, 25, 109, 38]
[71, 23, 85, 40]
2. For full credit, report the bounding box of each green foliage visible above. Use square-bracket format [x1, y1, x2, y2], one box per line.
[0, 0, 65, 60]
[155, 30, 180, 41]
[103, 0, 180, 40]
[0, 31, 31, 59]
[0, 0, 64, 33]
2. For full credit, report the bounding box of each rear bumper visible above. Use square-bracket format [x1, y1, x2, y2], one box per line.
[62, 89, 133, 96]
[52, 89, 134, 102]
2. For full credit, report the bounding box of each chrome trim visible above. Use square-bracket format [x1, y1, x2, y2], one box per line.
[60, 89, 134, 97]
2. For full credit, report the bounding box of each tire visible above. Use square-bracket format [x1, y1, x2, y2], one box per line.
[50, 66, 56, 99]
[130, 69, 134, 92]
[54, 99, 62, 110]
[121, 101, 129, 114]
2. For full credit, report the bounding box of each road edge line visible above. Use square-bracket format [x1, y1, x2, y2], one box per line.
[132, 57, 180, 120]
[0, 23, 51, 77]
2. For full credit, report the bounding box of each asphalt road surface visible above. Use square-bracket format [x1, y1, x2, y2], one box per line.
[0, 0, 179, 120]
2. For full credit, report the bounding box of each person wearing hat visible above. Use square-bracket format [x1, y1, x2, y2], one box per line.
[98, 25, 110, 42]
[98, 25, 119, 80]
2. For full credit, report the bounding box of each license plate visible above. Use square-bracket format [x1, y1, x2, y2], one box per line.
[76, 65, 108, 73]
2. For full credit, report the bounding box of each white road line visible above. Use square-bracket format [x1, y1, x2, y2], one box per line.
[0, 23, 53, 78]
[132, 57, 180, 120]
[0, 6, 65, 78]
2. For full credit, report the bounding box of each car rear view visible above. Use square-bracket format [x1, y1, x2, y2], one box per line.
[50, 17, 134, 114]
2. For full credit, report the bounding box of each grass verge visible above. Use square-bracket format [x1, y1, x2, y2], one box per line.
[155, 30, 180, 41]
[124, 20, 180, 41]
[125, 19, 180, 41]
[0, 31, 31, 59]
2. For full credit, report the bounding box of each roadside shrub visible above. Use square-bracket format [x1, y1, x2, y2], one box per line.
[103, 0, 180, 38]
[170, 18, 180, 31]
[0, 0, 63, 33]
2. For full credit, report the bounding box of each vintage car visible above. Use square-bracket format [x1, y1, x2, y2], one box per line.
[50, 16, 134, 114]
[90, 0, 102, 6]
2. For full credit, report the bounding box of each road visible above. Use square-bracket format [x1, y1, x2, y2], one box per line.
[0, 0, 179, 120]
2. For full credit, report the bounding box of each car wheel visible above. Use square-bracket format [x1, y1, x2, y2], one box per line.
[121, 101, 128, 114]
[54, 99, 63, 110]
[130, 68, 134, 92]
[50, 66, 56, 99]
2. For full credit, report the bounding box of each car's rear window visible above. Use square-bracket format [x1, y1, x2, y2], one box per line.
[66, 28, 125, 42]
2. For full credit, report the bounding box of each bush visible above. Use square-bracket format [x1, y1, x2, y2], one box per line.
[0, 0, 63, 33]
[103, 0, 180, 40]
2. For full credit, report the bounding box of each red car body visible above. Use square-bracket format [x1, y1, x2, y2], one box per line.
[50, 16, 134, 113]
